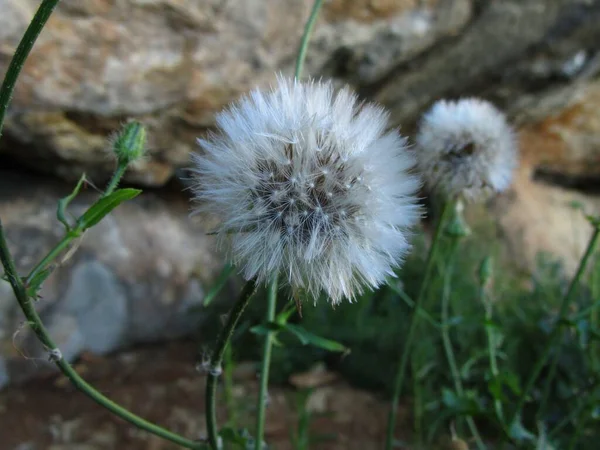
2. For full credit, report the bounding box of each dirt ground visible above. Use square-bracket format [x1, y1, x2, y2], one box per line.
[0, 340, 410, 450]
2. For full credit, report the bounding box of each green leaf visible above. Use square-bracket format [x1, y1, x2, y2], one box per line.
[284, 323, 347, 352]
[57, 174, 87, 230]
[509, 417, 536, 442]
[250, 322, 284, 336]
[203, 263, 235, 306]
[219, 427, 254, 448]
[77, 188, 141, 230]
[24, 267, 53, 300]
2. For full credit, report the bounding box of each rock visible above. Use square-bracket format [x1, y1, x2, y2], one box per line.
[0, 168, 231, 386]
[0, 0, 472, 186]
[490, 164, 600, 277]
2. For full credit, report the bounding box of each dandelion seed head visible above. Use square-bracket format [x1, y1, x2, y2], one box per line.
[415, 98, 517, 201]
[190, 76, 421, 303]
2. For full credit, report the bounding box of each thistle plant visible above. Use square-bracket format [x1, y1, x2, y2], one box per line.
[2, 2, 600, 450]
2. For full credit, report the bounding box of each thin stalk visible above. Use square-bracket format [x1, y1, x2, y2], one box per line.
[513, 227, 600, 424]
[103, 164, 128, 197]
[205, 280, 258, 449]
[482, 286, 504, 422]
[567, 413, 588, 450]
[26, 160, 131, 285]
[255, 274, 279, 450]
[223, 342, 238, 429]
[384, 200, 454, 450]
[442, 239, 486, 450]
[25, 233, 74, 285]
[0, 221, 205, 449]
[0, 0, 60, 138]
[294, 0, 324, 79]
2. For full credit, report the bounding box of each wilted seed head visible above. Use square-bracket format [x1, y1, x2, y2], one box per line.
[190, 76, 421, 304]
[415, 98, 517, 201]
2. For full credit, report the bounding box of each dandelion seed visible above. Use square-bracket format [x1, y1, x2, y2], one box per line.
[190, 76, 421, 303]
[415, 98, 517, 201]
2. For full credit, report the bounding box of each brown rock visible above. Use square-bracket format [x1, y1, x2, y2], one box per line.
[0, 0, 472, 186]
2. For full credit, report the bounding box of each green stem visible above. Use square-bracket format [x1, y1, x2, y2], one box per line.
[255, 275, 278, 450]
[25, 162, 130, 285]
[25, 233, 74, 285]
[0, 0, 60, 138]
[205, 280, 258, 449]
[567, 412, 587, 450]
[442, 239, 486, 450]
[294, 0, 324, 79]
[384, 199, 454, 450]
[0, 220, 205, 449]
[103, 164, 128, 197]
[513, 227, 600, 424]
[223, 342, 237, 429]
[482, 286, 504, 423]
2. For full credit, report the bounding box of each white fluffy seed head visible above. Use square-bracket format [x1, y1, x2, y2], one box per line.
[415, 98, 518, 201]
[190, 76, 422, 304]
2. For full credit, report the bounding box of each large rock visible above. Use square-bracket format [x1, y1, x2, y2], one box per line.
[0, 169, 228, 388]
[0, 0, 472, 185]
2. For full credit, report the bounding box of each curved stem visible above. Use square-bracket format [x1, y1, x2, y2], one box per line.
[513, 226, 600, 424]
[442, 239, 486, 450]
[255, 274, 279, 450]
[25, 233, 74, 285]
[0, 221, 205, 449]
[384, 199, 454, 450]
[294, 0, 324, 79]
[0, 0, 60, 138]
[205, 280, 258, 449]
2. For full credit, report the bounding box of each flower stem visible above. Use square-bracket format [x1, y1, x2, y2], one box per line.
[294, 0, 324, 79]
[25, 162, 130, 285]
[103, 163, 128, 197]
[0, 0, 59, 138]
[482, 286, 504, 423]
[0, 220, 205, 449]
[255, 274, 279, 450]
[442, 239, 486, 450]
[512, 226, 600, 424]
[205, 280, 258, 449]
[384, 199, 454, 450]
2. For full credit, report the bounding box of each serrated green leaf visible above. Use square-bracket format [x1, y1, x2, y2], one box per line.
[57, 174, 87, 230]
[203, 263, 235, 306]
[77, 188, 141, 230]
[284, 323, 347, 352]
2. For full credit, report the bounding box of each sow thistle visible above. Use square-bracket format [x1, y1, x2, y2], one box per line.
[415, 98, 517, 202]
[191, 76, 422, 303]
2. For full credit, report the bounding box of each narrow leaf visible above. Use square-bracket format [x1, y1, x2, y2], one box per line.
[284, 323, 347, 352]
[57, 174, 87, 230]
[203, 263, 235, 306]
[77, 188, 141, 230]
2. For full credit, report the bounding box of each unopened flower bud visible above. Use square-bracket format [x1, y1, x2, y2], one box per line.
[112, 121, 147, 166]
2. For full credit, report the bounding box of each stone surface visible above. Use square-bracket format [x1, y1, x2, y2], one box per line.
[0, 168, 230, 388]
[0, 0, 472, 186]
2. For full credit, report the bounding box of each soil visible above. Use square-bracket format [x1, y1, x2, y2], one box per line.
[0, 340, 410, 450]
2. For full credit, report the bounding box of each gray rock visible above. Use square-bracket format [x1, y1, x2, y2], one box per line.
[0, 169, 229, 385]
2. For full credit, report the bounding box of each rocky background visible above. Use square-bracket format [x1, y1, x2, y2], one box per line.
[1, 0, 600, 388]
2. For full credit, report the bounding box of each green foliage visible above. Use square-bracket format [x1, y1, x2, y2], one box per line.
[221, 226, 600, 449]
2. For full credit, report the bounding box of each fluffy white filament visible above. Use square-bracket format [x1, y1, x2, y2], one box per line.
[415, 98, 517, 201]
[191, 77, 421, 303]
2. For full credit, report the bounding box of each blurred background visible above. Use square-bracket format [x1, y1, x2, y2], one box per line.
[1, 0, 600, 449]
